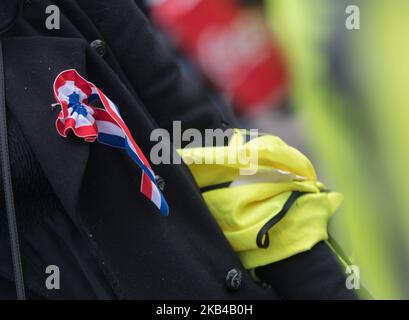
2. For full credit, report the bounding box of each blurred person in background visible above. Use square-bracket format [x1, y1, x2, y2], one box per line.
[265, 0, 409, 299]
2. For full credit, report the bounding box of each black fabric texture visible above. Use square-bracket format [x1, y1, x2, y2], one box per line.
[0, 0, 356, 300]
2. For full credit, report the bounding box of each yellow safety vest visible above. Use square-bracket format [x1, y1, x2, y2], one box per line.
[178, 130, 342, 270]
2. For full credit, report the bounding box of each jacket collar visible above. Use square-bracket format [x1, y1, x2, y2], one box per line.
[3, 37, 90, 220]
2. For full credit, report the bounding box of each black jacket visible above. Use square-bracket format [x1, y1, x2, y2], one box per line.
[0, 0, 355, 299]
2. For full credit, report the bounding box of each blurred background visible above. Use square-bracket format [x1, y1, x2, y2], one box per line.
[141, 0, 409, 299]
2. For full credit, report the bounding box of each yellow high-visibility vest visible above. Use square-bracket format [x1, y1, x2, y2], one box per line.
[178, 130, 342, 269]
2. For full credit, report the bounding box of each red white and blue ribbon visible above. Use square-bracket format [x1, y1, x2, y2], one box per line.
[53, 69, 169, 216]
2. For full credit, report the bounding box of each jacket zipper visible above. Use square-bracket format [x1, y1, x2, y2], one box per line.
[0, 38, 26, 300]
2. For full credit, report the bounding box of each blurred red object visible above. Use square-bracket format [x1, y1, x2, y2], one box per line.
[150, 0, 288, 114]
